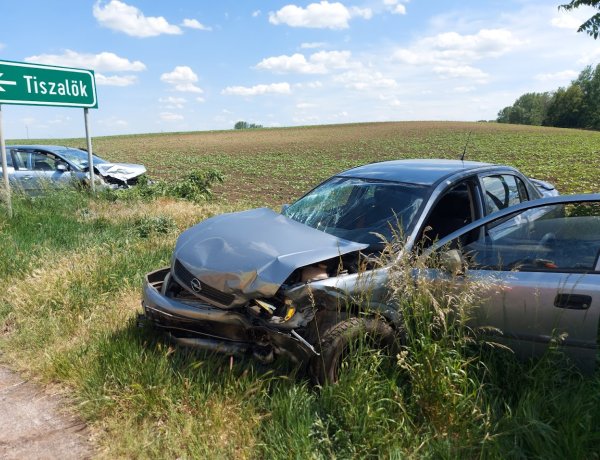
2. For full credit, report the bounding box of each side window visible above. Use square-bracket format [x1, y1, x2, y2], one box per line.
[31, 152, 59, 171]
[482, 174, 527, 214]
[13, 151, 30, 170]
[421, 182, 475, 247]
[454, 201, 600, 273]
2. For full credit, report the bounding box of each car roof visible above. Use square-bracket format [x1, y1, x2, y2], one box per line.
[337, 159, 496, 185]
[8, 145, 78, 152]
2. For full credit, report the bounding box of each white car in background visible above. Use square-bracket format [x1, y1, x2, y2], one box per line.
[1, 145, 146, 192]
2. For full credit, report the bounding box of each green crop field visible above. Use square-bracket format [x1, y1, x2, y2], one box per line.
[1, 121, 600, 459]
[14, 121, 600, 206]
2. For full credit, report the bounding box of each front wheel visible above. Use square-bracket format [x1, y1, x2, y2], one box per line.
[309, 317, 400, 385]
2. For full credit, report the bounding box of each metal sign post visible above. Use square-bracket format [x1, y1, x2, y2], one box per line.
[0, 60, 98, 214]
[84, 108, 95, 193]
[0, 104, 12, 218]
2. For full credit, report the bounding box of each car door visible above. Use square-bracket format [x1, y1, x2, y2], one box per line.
[8, 149, 37, 192]
[10, 149, 72, 192]
[431, 195, 600, 372]
[0, 147, 16, 183]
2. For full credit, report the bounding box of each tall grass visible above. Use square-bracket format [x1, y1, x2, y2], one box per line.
[0, 190, 599, 458]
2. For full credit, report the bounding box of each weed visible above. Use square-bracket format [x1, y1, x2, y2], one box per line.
[133, 215, 177, 238]
[103, 169, 224, 203]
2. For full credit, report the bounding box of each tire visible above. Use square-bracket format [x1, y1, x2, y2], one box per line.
[309, 316, 400, 385]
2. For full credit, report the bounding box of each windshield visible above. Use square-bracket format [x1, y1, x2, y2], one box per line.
[283, 176, 426, 246]
[55, 148, 107, 170]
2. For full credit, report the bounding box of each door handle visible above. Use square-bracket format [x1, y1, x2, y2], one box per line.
[554, 293, 592, 310]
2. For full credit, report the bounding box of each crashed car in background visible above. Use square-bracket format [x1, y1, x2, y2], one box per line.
[2, 145, 146, 192]
[140, 159, 600, 383]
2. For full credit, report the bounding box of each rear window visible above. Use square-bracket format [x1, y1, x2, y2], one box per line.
[482, 174, 528, 214]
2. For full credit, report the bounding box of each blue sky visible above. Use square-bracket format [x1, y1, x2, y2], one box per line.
[1, 0, 598, 138]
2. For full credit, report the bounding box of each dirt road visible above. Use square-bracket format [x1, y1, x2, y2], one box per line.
[0, 366, 91, 459]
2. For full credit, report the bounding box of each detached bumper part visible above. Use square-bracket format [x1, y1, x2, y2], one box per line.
[142, 268, 317, 363]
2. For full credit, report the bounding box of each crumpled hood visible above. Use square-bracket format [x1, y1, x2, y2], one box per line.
[173, 207, 367, 305]
[95, 162, 146, 181]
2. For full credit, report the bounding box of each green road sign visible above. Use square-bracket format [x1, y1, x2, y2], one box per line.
[0, 60, 97, 108]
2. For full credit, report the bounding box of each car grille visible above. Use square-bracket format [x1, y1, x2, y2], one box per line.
[173, 259, 235, 306]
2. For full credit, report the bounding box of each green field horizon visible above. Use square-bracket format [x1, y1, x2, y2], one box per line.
[7, 121, 600, 207]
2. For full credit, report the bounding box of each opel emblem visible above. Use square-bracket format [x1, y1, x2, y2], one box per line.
[191, 278, 202, 293]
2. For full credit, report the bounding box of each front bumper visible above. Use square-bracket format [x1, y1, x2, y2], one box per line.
[141, 267, 317, 363]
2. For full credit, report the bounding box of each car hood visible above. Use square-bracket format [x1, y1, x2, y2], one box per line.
[172, 207, 368, 306]
[95, 162, 146, 181]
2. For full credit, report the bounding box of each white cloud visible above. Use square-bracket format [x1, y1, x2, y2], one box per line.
[181, 18, 211, 31]
[394, 28, 522, 66]
[222, 83, 291, 96]
[159, 96, 186, 109]
[160, 66, 204, 93]
[350, 6, 373, 19]
[160, 112, 184, 121]
[535, 70, 578, 82]
[578, 48, 600, 65]
[196, 96, 205, 103]
[296, 102, 317, 109]
[551, 14, 582, 30]
[334, 69, 397, 90]
[391, 28, 520, 84]
[269, 2, 352, 29]
[96, 74, 138, 86]
[256, 50, 352, 74]
[383, 0, 407, 15]
[93, 0, 182, 37]
[424, 29, 521, 61]
[252, 10, 261, 17]
[300, 42, 326, 49]
[311, 50, 353, 68]
[25, 50, 146, 72]
[294, 81, 324, 89]
[393, 4, 406, 15]
[434, 65, 489, 81]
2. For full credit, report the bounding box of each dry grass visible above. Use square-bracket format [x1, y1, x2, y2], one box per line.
[84, 197, 243, 230]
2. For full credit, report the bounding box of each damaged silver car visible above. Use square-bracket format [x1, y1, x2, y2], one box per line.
[141, 159, 600, 383]
[3, 145, 147, 192]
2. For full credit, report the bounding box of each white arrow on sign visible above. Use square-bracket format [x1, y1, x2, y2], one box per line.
[0, 73, 17, 92]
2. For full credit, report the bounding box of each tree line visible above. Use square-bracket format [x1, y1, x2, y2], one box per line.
[234, 121, 263, 130]
[497, 63, 600, 130]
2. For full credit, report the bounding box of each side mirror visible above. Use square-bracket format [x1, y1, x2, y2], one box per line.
[281, 204, 290, 214]
[56, 163, 68, 172]
[440, 249, 465, 275]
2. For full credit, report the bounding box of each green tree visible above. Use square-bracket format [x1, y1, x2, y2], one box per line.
[560, 1, 600, 38]
[497, 106, 512, 123]
[496, 92, 552, 126]
[234, 121, 264, 130]
[545, 85, 586, 128]
[572, 63, 600, 129]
